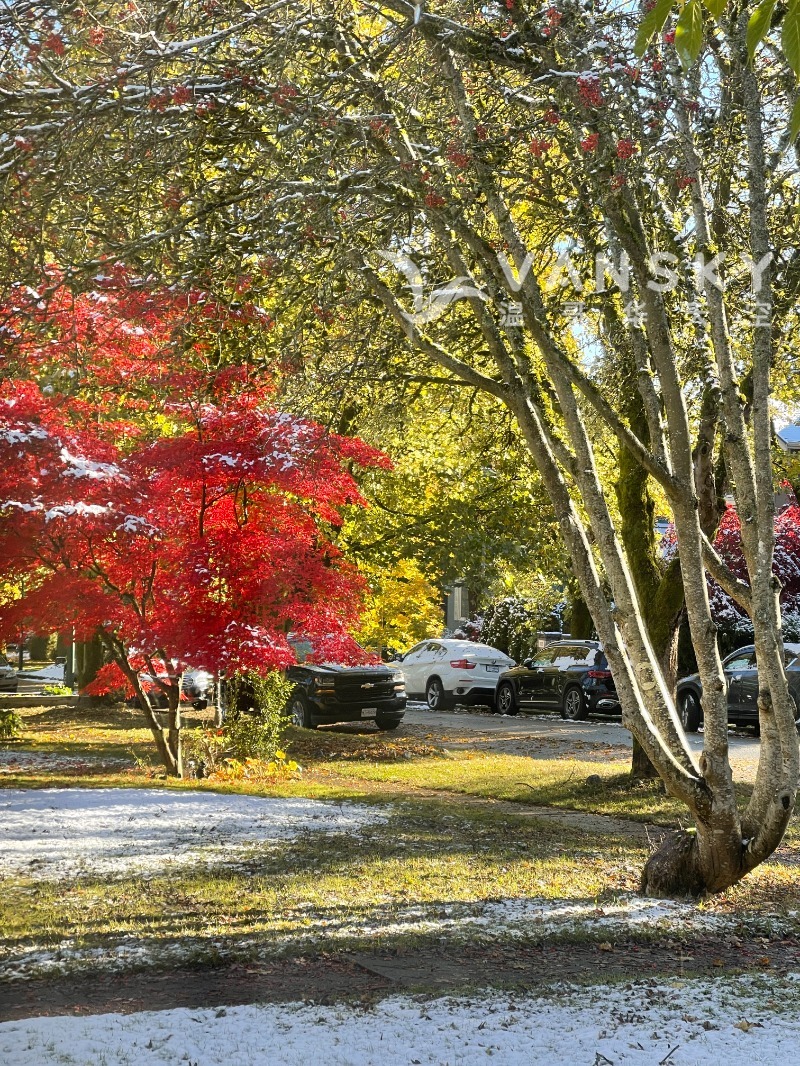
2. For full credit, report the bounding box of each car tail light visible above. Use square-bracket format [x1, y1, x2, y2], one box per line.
[450, 659, 476, 669]
[587, 669, 612, 679]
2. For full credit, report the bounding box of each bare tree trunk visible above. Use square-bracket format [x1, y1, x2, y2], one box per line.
[127, 665, 180, 777]
[76, 635, 104, 691]
[97, 631, 181, 776]
[167, 680, 183, 780]
[615, 369, 686, 781]
[568, 582, 593, 640]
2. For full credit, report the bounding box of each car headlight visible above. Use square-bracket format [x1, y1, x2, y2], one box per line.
[392, 672, 405, 690]
[312, 674, 335, 689]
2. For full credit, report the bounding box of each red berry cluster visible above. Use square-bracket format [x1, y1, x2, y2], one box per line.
[577, 73, 603, 108]
[580, 133, 599, 152]
[272, 84, 298, 109]
[616, 139, 638, 159]
[542, 6, 562, 35]
[424, 191, 447, 208]
[446, 142, 471, 168]
[44, 33, 66, 56]
[529, 138, 552, 157]
[676, 172, 696, 189]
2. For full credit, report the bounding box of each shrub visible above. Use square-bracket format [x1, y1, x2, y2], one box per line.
[481, 596, 565, 662]
[0, 707, 22, 741]
[185, 672, 294, 777]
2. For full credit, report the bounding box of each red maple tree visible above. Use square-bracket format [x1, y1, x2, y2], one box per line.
[0, 279, 387, 775]
[708, 504, 800, 642]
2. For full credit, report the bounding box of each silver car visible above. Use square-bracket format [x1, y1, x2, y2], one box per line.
[0, 653, 19, 693]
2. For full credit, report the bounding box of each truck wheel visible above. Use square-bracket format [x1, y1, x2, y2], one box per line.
[376, 715, 402, 731]
[288, 691, 314, 729]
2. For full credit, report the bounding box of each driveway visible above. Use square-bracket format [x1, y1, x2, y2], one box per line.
[402, 702, 762, 781]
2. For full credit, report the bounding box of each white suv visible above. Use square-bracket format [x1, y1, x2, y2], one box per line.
[399, 639, 515, 710]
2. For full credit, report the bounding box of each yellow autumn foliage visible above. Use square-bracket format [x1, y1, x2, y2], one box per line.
[356, 558, 443, 654]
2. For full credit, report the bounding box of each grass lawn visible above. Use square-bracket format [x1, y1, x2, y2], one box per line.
[2, 701, 800, 977]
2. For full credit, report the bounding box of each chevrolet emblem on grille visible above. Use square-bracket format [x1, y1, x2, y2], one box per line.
[361, 682, 375, 689]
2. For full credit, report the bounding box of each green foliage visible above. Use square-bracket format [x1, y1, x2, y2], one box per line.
[636, 0, 800, 95]
[227, 671, 293, 719]
[635, 0, 676, 56]
[702, 0, 727, 20]
[184, 673, 293, 777]
[224, 712, 286, 763]
[42, 684, 72, 696]
[283, 359, 564, 605]
[790, 97, 800, 141]
[223, 671, 292, 760]
[675, 0, 704, 69]
[28, 634, 54, 661]
[748, 0, 777, 60]
[784, 0, 800, 78]
[0, 707, 22, 741]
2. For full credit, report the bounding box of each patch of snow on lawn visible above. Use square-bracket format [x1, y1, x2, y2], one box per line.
[0, 750, 130, 774]
[5, 893, 787, 983]
[0, 788, 386, 881]
[2, 975, 800, 1065]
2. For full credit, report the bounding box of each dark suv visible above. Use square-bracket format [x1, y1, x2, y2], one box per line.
[494, 641, 618, 720]
[286, 640, 406, 730]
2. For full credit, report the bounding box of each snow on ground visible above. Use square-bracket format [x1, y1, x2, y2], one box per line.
[3, 788, 795, 981]
[4, 892, 792, 983]
[0, 750, 130, 775]
[0, 788, 387, 881]
[2, 975, 799, 1065]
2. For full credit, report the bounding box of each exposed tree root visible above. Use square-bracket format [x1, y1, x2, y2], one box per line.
[640, 830, 705, 898]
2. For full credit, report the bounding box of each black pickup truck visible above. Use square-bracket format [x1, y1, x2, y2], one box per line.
[285, 640, 406, 730]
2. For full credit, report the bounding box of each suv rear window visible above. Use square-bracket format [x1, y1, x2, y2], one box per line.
[550, 644, 597, 667]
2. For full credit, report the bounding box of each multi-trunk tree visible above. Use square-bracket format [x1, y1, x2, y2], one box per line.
[1, 1, 799, 894]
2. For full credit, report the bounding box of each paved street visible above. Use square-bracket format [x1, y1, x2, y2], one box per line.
[402, 702, 762, 780]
